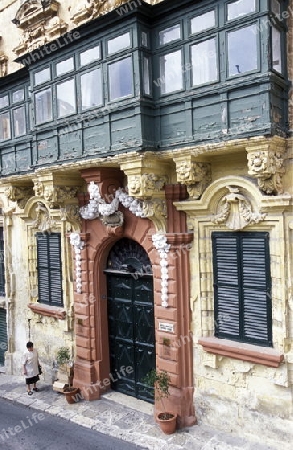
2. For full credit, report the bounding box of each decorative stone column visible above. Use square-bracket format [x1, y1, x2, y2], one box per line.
[153, 184, 196, 428]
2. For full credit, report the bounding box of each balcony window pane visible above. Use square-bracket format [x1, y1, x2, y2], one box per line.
[81, 68, 103, 110]
[57, 79, 76, 118]
[191, 11, 215, 34]
[143, 57, 150, 95]
[272, 27, 282, 73]
[34, 67, 51, 86]
[0, 112, 11, 140]
[227, 0, 255, 21]
[13, 106, 26, 137]
[192, 38, 217, 86]
[56, 57, 74, 76]
[80, 45, 100, 66]
[0, 95, 8, 109]
[141, 31, 148, 47]
[159, 24, 181, 45]
[159, 50, 183, 94]
[35, 88, 52, 124]
[12, 89, 24, 103]
[109, 57, 133, 101]
[108, 32, 131, 55]
[228, 25, 257, 76]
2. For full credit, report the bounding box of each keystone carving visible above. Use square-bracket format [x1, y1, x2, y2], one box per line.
[246, 138, 286, 195]
[211, 186, 266, 231]
[175, 159, 211, 199]
[32, 202, 57, 233]
[12, 0, 67, 57]
[4, 186, 34, 209]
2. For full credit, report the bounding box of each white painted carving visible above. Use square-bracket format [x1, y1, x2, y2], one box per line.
[152, 233, 170, 308]
[70, 232, 85, 294]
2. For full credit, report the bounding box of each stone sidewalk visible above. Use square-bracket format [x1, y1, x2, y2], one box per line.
[0, 372, 288, 450]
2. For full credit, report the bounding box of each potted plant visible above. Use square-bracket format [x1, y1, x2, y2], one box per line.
[143, 369, 177, 434]
[54, 347, 79, 403]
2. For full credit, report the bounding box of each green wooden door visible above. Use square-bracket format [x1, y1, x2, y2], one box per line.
[0, 309, 7, 366]
[105, 239, 155, 402]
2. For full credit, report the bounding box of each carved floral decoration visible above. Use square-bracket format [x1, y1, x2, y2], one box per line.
[212, 186, 266, 231]
[247, 149, 285, 195]
[70, 233, 85, 294]
[32, 202, 57, 232]
[152, 233, 170, 308]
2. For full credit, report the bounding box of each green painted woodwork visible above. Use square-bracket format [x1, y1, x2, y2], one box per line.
[0, 0, 289, 176]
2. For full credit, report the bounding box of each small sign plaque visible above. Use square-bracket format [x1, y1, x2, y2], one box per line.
[159, 322, 174, 333]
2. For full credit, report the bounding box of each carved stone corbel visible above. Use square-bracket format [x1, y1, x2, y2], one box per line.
[33, 175, 79, 209]
[246, 137, 286, 195]
[211, 185, 266, 230]
[71, 0, 125, 26]
[4, 185, 34, 209]
[141, 199, 167, 232]
[174, 156, 211, 199]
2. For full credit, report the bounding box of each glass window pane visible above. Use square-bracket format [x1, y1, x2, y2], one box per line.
[80, 45, 100, 66]
[12, 89, 24, 103]
[272, 0, 280, 16]
[109, 57, 133, 101]
[192, 38, 217, 86]
[108, 32, 131, 55]
[81, 68, 103, 110]
[56, 57, 74, 76]
[34, 67, 51, 86]
[159, 24, 181, 45]
[13, 106, 26, 137]
[227, 0, 255, 20]
[57, 79, 76, 118]
[0, 112, 11, 140]
[159, 50, 183, 94]
[272, 27, 282, 73]
[191, 11, 215, 34]
[0, 95, 8, 109]
[141, 31, 148, 47]
[143, 57, 150, 95]
[228, 25, 257, 76]
[35, 88, 52, 124]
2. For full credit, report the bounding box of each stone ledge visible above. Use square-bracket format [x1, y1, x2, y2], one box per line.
[28, 303, 66, 320]
[198, 337, 284, 368]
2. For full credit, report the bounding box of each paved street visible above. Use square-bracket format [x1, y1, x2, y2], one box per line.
[0, 399, 145, 450]
[0, 373, 288, 450]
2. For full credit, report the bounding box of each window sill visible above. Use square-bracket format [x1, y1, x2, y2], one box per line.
[28, 303, 66, 320]
[198, 337, 284, 368]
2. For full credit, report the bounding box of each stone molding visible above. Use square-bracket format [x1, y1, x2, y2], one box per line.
[12, 0, 67, 57]
[199, 337, 284, 368]
[211, 185, 266, 230]
[28, 302, 66, 320]
[246, 136, 287, 195]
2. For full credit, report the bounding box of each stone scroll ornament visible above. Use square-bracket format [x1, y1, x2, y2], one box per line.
[152, 233, 170, 308]
[79, 181, 145, 222]
[70, 233, 85, 294]
[212, 186, 266, 230]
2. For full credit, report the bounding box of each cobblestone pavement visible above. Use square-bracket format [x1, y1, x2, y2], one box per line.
[0, 373, 287, 450]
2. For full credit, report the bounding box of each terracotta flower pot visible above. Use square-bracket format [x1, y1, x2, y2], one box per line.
[156, 412, 177, 434]
[64, 387, 80, 404]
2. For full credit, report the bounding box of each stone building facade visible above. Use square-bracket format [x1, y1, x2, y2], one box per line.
[0, 0, 292, 445]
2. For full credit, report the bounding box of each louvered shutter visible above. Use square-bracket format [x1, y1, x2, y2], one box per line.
[36, 233, 63, 306]
[212, 232, 272, 347]
[0, 228, 5, 296]
[0, 309, 7, 365]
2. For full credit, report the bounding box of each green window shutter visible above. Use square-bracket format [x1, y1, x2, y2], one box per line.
[212, 232, 272, 347]
[36, 233, 63, 306]
[0, 228, 5, 297]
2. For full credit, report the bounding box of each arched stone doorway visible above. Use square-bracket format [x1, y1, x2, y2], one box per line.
[105, 238, 155, 402]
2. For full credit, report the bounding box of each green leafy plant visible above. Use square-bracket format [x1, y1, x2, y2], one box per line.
[56, 347, 71, 366]
[143, 369, 173, 420]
